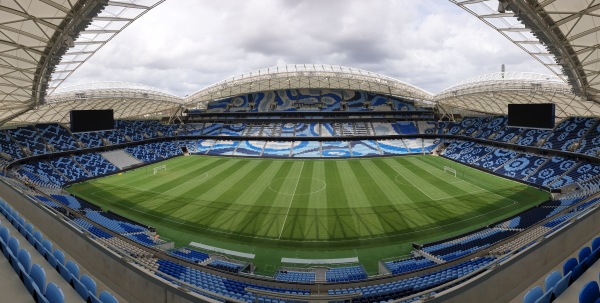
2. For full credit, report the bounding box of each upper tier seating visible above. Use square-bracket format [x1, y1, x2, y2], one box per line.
[515, 129, 551, 147]
[73, 132, 104, 148]
[542, 117, 597, 151]
[576, 120, 600, 157]
[294, 123, 320, 137]
[7, 126, 48, 156]
[98, 130, 127, 145]
[114, 120, 145, 141]
[202, 90, 417, 113]
[0, 130, 25, 160]
[36, 124, 79, 152]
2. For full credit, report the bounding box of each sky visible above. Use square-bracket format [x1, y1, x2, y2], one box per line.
[63, 0, 551, 97]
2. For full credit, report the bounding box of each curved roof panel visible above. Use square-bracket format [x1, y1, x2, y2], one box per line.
[184, 64, 433, 108]
[434, 72, 600, 119]
[11, 81, 182, 124]
[0, 0, 164, 126]
[451, 0, 600, 104]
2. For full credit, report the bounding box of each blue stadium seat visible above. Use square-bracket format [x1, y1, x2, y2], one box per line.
[593, 237, 600, 251]
[99, 290, 119, 303]
[30, 263, 46, 293]
[580, 246, 592, 263]
[17, 248, 31, 275]
[523, 286, 543, 303]
[65, 260, 80, 283]
[563, 257, 578, 277]
[579, 281, 600, 303]
[45, 282, 64, 303]
[79, 274, 97, 298]
[544, 271, 561, 293]
[554, 272, 571, 298]
[52, 249, 65, 270]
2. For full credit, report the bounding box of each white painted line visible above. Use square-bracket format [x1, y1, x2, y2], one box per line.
[278, 161, 304, 239]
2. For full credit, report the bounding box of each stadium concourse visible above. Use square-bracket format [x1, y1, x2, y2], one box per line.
[2, 1, 600, 303]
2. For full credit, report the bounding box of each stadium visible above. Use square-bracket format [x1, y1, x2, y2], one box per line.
[2, 1, 600, 303]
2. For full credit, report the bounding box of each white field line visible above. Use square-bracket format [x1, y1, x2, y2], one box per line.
[390, 166, 436, 201]
[415, 157, 521, 205]
[278, 161, 305, 239]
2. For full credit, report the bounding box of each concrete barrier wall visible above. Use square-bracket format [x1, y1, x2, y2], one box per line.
[0, 180, 208, 303]
[429, 206, 600, 303]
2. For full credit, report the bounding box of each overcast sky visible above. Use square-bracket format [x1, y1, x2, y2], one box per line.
[63, 0, 550, 97]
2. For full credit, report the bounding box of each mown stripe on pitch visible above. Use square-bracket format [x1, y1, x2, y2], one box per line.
[342, 160, 386, 238]
[280, 161, 313, 240]
[228, 160, 286, 237]
[308, 161, 332, 240]
[371, 158, 432, 203]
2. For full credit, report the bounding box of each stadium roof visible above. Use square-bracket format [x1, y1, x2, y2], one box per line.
[184, 64, 434, 109]
[16, 81, 182, 124]
[451, 0, 600, 104]
[0, 0, 164, 125]
[435, 71, 600, 119]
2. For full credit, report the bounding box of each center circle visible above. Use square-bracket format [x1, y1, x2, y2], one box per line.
[268, 177, 326, 195]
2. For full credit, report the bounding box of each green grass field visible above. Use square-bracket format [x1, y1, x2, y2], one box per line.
[67, 155, 550, 274]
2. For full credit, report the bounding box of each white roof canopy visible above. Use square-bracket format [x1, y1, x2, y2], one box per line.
[184, 64, 434, 108]
[451, 0, 600, 104]
[0, 0, 163, 126]
[435, 72, 600, 119]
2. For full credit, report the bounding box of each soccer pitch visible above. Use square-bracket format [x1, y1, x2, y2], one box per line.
[67, 155, 550, 274]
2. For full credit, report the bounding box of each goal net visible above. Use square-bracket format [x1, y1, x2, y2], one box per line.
[153, 165, 167, 175]
[444, 166, 457, 178]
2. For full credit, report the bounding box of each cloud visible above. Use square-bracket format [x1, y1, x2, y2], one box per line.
[63, 0, 550, 97]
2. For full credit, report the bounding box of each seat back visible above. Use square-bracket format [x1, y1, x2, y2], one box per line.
[53, 249, 65, 266]
[80, 274, 97, 295]
[523, 286, 543, 303]
[18, 248, 31, 273]
[592, 237, 600, 251]
[33, 230, 43, 243]
[544, 271, 561, 292]
[579, 246, 592, 262]
[560, 273, 576, 298]
[536, 288, 553, 303]
[30, 263, 46, 293]
[8, 236, 19, 254]
[42, 239, 53, 257]
[45, 282, 64, 303]
[99, 291, 119, 303]
[0, 226, 9, 243]
[25, 223, 34, 235]
[579, 281, 600, 303]
[563, 258, 578, 276]
[65, 260, 80, 279]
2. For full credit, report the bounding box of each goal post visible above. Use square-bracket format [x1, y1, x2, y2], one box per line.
[153, 165, 167, 175]
[443, 166, 457, 178]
